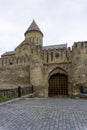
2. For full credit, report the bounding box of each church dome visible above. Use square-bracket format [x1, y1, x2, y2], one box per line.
[24, 20, 43, 46]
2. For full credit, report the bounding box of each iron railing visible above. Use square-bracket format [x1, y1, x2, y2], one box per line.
[0, 86, 33, 102]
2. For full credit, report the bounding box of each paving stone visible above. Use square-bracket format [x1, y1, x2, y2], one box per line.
[0, 98, 87, 130]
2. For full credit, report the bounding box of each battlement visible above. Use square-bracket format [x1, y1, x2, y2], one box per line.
[0, 55, 30, 67]
[72, 41, 87, 50]
[43, 47, 71, 64]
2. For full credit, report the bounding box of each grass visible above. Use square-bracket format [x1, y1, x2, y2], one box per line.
[0, 89, 30, 103]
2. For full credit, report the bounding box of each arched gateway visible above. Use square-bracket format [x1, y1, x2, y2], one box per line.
[48, 68, 68, 96]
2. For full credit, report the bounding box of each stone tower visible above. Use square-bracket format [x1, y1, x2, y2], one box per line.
[26, 20, 46, 97]
[71, 42, 87, 95]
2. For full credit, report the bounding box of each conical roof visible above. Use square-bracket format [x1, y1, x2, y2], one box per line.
[24, 20, 43, 36]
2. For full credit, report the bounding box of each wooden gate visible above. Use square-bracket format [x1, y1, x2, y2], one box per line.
[49, 73, 68, 96]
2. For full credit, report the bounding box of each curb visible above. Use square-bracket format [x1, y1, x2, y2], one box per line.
[0, 92, 35, 106]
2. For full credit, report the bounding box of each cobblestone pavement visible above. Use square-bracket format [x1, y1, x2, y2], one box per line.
[0, 98, 87, 130]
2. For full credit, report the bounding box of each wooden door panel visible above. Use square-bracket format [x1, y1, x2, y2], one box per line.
[49, 73, 68, 96]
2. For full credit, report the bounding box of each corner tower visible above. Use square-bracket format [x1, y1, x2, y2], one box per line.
[24, 20, 43, 46]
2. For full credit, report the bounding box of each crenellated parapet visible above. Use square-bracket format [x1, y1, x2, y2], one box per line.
[0, 54, 30, 67]
[42, 46, 72, 64]
[72, 41, 87, 55]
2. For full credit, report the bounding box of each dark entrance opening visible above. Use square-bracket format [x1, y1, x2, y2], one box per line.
[49, 73, 68, 96]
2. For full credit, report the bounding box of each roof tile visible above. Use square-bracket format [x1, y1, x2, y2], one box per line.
[43, 44, 67, 50]
[25, 20, 43, 36]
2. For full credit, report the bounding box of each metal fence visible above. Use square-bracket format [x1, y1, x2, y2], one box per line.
[0, 86, 33, 102]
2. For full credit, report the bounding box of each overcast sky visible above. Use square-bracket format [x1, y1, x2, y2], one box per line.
[0, 0, 87, 55]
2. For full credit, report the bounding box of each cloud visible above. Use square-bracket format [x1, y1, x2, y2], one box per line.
[0, 0, 87, 55]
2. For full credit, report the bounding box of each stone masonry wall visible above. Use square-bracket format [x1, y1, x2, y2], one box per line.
[71, 42, 87, 95]
[0, 65, 30, 89]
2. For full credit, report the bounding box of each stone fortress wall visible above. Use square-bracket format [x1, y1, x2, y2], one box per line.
[0, 20, 87, 97]
[0, 43, 72, 67]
